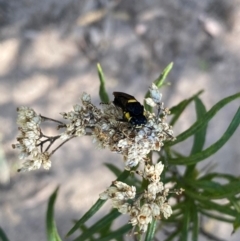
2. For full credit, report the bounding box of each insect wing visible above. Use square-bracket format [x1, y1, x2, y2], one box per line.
[113, 92, 135, 109]
[113, 92, 143, 115]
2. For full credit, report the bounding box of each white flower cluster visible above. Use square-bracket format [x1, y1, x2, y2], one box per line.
[100, 162, 172, 233]
[12, 107, 51, 172]
[59, 84, 173, 170]
[145, 83, 162, 107]
[60, 93, 104, 140]
[99, 181, 136, 207]
[14, 83, 174, 173]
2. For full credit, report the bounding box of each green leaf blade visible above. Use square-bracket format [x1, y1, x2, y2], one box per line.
[185, 97, 207, 177]
[97, 63, 109, 103]
[169, 90, 204, 126]
[73, 209, 121, 241]
[145, 220, 157, 241]
[179, 202, 190, 241]
[46, 187, 62, 241]
[191, 205, 199, 241]
[169, 106, 240, 165]
[98, 224, 132, 241]
[144, 62, 173, 111]
[198, 200, 236, 217]
[192, 179, 240, 199]
[169, 92, 240, 146]
[154, 62, 173, 88]
[190, 97, 207, 155]
[67, 199, 106, 236]
[104, 163, 122, 177]
[0, 226, 10, 241]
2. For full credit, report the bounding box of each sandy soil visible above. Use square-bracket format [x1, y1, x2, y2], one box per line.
[0, 0, 239, 240]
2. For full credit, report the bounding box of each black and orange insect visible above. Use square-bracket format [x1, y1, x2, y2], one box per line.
[113, 92, 147, 127]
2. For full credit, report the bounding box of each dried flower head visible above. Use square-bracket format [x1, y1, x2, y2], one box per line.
[14, 84, 174, 172]
[99, 161, 175, 233]
[94, 85, 176, 233]
[145, 83, 162, 107]
[57, 89, 174, 170]
[12, 107, 51, 172]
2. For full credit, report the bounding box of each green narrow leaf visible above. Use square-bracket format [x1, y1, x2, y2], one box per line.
[202, 180, 240, 199]
[73, 209, 121, 241]
[198, 173, 239, 182]
[168, 92, 240, 146]
[67, 199, 107, 236]
[232, 199, 240, 234]
[185, 97, 207, 178]
[46, 187, 62, 241]
[233, 216, 240, 234]
[169, 106, 240, 165]
[190, 97, 207, 154]
[169, 90, 204, 126]
[199, 209, 234, 223]
[67, 170, 130, 237]
[182, 188, 212, 201]
[232, 199, 240, 213]
[179, 201, 190, 241]
[0, 226, 10, 241]
[144, 62, 173, 111]
[154, 62, 173, 88]
[203, 198, 237, 215]
[145, 220, 157, 241]
[190, 203, 199, 241]
[78, 223, 89, 233]
[184, 189, 239, 217]
[98, 224, 132, 241]
[98, 221, 112, 239]
[116, 169, 130, 182]
[104, 163, 122, 177]
[97, 63, 109, 103]
[199, 200, 236, 217]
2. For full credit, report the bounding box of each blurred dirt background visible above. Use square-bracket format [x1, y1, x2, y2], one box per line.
[0, 0, 239, 240]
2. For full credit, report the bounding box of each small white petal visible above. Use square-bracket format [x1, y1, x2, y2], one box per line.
[151, 203, 160, 217]
[73, 104, 82, 112]
[99, 191, 109, 200]
[161, 203, 172, 218]
[82, 92, 91, 102]
[145, 98, 156, 107]
[149, 83, 162, 104]
[118, 203, 130, 214]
